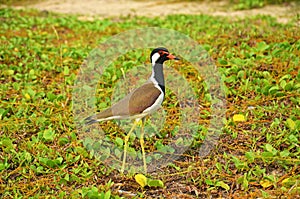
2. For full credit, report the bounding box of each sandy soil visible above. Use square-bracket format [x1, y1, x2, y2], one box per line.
[10, 0, 300, 23]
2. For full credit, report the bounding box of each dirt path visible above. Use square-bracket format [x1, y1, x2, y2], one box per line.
[11, 0, 299, 23]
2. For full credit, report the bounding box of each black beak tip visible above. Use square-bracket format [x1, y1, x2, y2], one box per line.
[174, 57, 180, 60]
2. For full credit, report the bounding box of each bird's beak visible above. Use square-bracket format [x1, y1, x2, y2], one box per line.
[167, 53, 180, 60]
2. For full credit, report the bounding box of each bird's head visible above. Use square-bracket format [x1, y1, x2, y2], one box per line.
[150, 47, 179, 65]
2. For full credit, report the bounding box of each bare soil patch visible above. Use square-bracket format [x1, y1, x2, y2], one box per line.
[10, 0, 299, 23]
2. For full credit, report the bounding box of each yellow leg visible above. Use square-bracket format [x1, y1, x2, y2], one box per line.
[121, 119, 138, 173]
[140, 118, 147, 173]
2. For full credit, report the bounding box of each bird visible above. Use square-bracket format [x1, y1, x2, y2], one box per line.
[84, 47, 179, 173]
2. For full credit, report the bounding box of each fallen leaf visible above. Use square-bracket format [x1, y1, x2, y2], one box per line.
[24, 93, 31, 100]
[260, 179, 273, 188]
[135, 174, 147, 188]
[233, 114, 246, 122]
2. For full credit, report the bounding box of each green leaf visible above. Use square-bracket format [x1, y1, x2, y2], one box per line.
[242, 173, 249, 189]
[205, 179, 214, 186]
[147, 179, 164, 188]
[285, 118, 296, 130]
[4, 69, 14, 76]
[43, 129, 55, 141]
[58, 137, 69, 146]
[114, 148, 122, 158]
[64, 173, 70, 181]
[29, 69, 36, 79]
[279, 74, 291, 82]
[262, 151, 274, 159]
[115, 137, 124, 146]
[63, 66, 70, 75]
[284, 81, 294, 91]
[279, 79, 286, 89]
[47, 92, 57, 101]
[0, 108, 9, 119]
[256, 41, 269, 52]
[253, 165, 265, 177]
[168, 163, 180, 171]
[218, 58, 228, 65]
[288, 134, 298, 143]
[265, 143, 277, 155]
[245, 151, 255, 162]
[215, 162, 222, 172]
[265, 144, 274, 153]
[55, 157, 63, 165]
[279, 150, 290, 157]
[268, 85, 279, 95]
[282, 177, 296, 187]
[175, 137, 183, 145]
[104, 190, 111, 199]
[27, 87, 36, 97]
[215, 181, 230, 191]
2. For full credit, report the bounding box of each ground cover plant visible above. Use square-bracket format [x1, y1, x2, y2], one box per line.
[0, 6, 299, 198]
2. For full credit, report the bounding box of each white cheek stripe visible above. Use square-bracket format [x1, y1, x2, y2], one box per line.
[151, 53, 160, 66]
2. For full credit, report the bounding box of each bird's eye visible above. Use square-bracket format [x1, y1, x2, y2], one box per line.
[159, 51, 167, 56]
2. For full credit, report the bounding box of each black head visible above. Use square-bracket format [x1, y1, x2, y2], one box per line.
[150, 47, 179, 64]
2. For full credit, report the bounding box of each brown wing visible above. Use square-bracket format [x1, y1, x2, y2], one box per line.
[128, 83, 162, 114]
[92, 83, 162, 121]
[111, 83, 161, 116]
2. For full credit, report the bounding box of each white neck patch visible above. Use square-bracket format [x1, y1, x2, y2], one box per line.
[151, 52, 160, 66]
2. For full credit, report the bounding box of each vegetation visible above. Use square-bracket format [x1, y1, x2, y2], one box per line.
[229, 0, 299, 9]
[0, 6, 299, 198]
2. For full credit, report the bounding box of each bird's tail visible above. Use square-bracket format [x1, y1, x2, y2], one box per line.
[84, 115, 99, 125]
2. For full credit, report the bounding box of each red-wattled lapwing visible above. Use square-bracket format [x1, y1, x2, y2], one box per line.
[84, 47, 179, 173]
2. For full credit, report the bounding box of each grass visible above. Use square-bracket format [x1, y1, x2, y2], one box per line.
[0, 6, 299, 198]
[229, 0, 299, 10]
